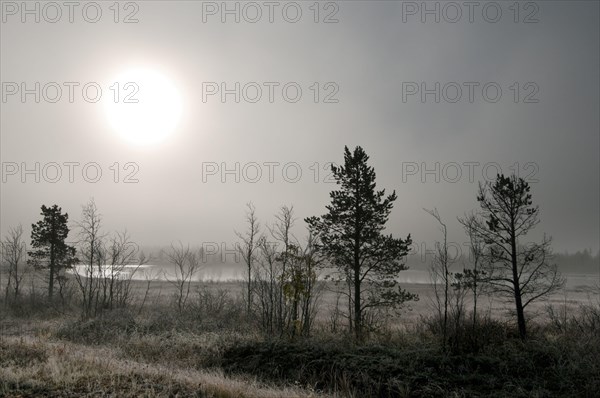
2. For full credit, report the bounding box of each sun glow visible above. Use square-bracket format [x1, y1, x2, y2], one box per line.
[105, 68, 182, 146]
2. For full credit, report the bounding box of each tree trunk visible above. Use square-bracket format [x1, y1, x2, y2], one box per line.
[472, 280, 478, 331]
[514, 286, 527, 339]
[247, 245, 253, 315]
[347, 278, 353, 333]
[48, 244, 55, 300]
[510, 220, 527, 339]
[443, 254, 449, 349]
[354, 265, 361, 341]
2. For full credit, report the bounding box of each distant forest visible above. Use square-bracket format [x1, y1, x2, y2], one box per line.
[141, 245, 600, 275]
[553, 249, 600, 274]
[401, 250, 599, 274]
[407, 249, 600, 274]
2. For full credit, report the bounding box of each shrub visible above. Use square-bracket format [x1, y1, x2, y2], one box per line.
[222, 335, 600, 397]
[55, 309, 138, 344]
[0, 340, 48, 367]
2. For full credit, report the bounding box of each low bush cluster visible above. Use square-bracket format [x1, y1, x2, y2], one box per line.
[222, 331, 600, 397]
[0, 339, 48, 367]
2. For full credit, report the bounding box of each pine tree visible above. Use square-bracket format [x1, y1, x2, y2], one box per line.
[468, 174, 564, 339]
[306, 146, 415, 341]
[28, 204, 77, 300]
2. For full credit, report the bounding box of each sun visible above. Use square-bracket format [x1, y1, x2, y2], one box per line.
[104, 68, 182, 146]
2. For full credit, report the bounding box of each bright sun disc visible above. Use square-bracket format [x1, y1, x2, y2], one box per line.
[105, 69, 182, 145]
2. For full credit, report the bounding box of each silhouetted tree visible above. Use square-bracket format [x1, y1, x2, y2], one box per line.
[269, 205, 295, 332]
[298, 233, 324, 337]
[74, 199, 144, 318]
[75, 199, 105, 318]
[104, 230, 144, 309]
[254, 237, 280, 335]
[469, 174, 564, 339]
[1, 225, 28, 302]
[28, 205, 77, 300]
[424, 208, 455, 350]
[456, 211, 488, 330]
[279, 233, 324, 338]
[235, 202, 261, 314]
[165, 242, 201, 313]
[306, 146, 415, 341]
[252, 206, 324, 338]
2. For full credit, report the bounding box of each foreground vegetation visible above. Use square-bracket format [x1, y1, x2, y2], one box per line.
[2, 146, 599, 396]
[0, 287, 323, 398]
[1, 280, 599, 398]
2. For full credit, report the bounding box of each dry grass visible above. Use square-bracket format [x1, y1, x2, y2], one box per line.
[1, 273, 598, 397]
[0, 334, 328, 398]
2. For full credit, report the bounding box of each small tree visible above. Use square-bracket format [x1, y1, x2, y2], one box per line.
[269, 205, 295, 332]
[424, 208, 455, 350]
[298, 233, 324, 337]
[254, 237, 280, 335]
[165, 242, 201, 313]
[74, 200, 145, 318]
[469, 174, 564, 338]
[75, 199, 106, 318]
[103, 230, 144, 309]
[306, 146, 415, 341]
[1, 225, 28, 302]
[235, 202, 261, 314]
[279, 235, 324, 338]
[253, 207, 324, 338]
[456, 211, 488, 329]
[28, 204, 77, 300]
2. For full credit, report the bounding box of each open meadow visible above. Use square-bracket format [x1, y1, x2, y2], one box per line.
[2, 268, 599, 398]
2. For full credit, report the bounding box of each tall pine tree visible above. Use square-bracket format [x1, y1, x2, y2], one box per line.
[306, 146, 415, 341]
[28, 204, 77, 299]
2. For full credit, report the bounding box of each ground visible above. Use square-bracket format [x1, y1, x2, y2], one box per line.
[1, 276, 599, 397]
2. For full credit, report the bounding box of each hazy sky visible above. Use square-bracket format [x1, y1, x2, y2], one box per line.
[1, 1, 598, 256]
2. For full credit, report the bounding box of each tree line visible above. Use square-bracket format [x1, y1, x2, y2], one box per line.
[1, 145, 565, 341]
[235, 146, 563, 341]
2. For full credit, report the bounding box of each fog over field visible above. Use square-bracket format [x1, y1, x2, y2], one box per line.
[1, 1, 599, 397]
[71, 262, 599, 289]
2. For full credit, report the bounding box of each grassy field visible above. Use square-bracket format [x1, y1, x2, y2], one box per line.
[0, 277, 327, 397]
[1, 274, 599, 397]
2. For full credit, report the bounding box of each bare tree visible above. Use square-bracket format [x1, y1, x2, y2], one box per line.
[75, 200, 146, 318]
[269, 205, 295, 333]
[254, 238, 280, 335]
[137, 271, 154, 316]
[235, 202, 261, 314]
[165, 242, 201, 313]
[103, 230, 145, 309]
[74, 199, 106, 318]
[280, 243, 308, 337]
[424, 208, 455, 349]
[298, 233, 324, 337]
[251, 205, 295, 336]
[1, 225, 28, 302]
[468, 174, 564, 339]
[456, 211, 488, 329]
[250, 206, 323, 338]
